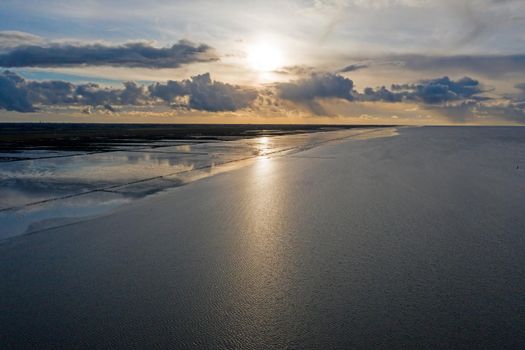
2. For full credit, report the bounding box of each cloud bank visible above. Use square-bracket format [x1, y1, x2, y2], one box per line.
[0, 71, 256, 113]
[1, 70, 523, 123]
[151, 73, 257, 111]
[276, 74, 484, 105]
[389, 76, 484, 104]
[274, 72, 523, 122]
[0, 40, 218, 68]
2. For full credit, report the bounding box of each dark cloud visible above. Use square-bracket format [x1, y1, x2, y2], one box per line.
[26, 80, 76, 104]
[0, 71, 34, 112]
[353, 75, 521, 122]
[275, 73, 355, 115]
[404, 76, 484, 104]
[119, 82, 148, 105]
[150, 73, 257, 111]
[186, 73, 257, 112]
[358, 76, 484, 104]
[149, 80, 188, 102]
[359, 86, 403, 102]
[0, 71, 257, 113]
[338, 64, 368, 73]
[400, 77, 525, 122]
[75, 83, 119, 107]
[277, 73, 354, 102]
[0, 40, 218, 68]
[275, 74, 488, 116]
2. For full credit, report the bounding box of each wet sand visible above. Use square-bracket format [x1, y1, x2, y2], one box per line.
[0, 127, 391, 238]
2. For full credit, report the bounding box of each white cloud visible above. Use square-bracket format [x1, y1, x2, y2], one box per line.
[0, 31, 43, 51]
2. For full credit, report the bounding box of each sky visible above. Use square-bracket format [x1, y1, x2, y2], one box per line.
[1, 0, 525, 124]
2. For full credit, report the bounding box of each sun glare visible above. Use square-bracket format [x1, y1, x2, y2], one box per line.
[247, 43, 284, 72]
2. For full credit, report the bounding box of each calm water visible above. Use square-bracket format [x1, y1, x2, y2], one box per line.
[1, 127, 524, 349]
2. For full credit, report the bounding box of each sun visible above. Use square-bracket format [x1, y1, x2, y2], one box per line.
[247, 43, 284, 72]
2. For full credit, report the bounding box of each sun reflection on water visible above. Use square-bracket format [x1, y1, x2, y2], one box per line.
[223, 154, 292, 335]
[255, 136, 271, 157]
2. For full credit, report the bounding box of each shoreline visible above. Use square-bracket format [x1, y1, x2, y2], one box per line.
[0, 123, 394, 152]
[0, 127, 398, 239]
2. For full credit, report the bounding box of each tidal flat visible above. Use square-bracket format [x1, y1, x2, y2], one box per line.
[1, 126, 524, 349]
[0, 123, 388, 238]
